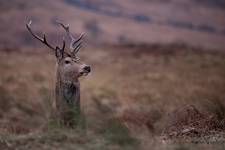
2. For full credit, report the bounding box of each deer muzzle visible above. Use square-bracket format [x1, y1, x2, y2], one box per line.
[80, 65, 91, 76]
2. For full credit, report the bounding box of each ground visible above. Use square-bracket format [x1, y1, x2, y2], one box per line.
[0, 44, 225, 149]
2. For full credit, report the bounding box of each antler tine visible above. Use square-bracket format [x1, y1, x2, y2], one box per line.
[56, 20, 83, 54]
[60, 37, 66, 57]
[26, 20, 56, 51]
[56, 20, 72, 40]
[71, 33, 83, 53]
[73, 41, 82, 54]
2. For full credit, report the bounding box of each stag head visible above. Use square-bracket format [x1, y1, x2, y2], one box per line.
[26, 20, 91, 81]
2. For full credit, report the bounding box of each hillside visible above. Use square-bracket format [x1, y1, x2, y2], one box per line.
[0, 0, 225, 50]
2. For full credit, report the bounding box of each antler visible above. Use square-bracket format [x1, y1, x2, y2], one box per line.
[56, 20, 83, 55]
[26, 20, 66, 56]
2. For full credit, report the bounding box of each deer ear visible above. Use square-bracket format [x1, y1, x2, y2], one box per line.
[55, 47, 63, 59]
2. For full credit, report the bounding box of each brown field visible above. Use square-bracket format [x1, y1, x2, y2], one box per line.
[1, 0, 225, 149]
[0, 44, 225, 149]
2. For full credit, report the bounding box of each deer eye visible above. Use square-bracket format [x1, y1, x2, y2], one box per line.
[65, 60, 71, 64]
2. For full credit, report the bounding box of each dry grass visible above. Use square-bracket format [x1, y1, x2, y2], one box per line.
[0, 44, 225, 149]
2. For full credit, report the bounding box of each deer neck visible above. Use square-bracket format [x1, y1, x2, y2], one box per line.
[55, 71, 80, 113]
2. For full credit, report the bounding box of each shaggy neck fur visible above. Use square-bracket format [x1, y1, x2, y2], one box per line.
[55, 70, 80, 127]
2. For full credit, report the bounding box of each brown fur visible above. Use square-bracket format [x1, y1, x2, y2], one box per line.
[26, 20, 91, 127]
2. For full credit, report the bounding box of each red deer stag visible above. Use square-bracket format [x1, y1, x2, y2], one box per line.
[26, 20, 91, 127]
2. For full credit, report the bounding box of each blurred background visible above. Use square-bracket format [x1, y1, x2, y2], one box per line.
[0, 0, 225, 149]
[1, 0, 225, 49]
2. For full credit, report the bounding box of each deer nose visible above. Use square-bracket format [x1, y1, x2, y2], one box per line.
[84, 65, 91, 73]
